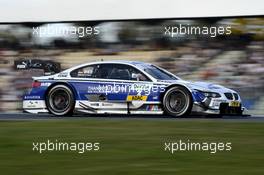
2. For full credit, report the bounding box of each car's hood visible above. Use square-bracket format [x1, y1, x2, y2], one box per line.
[160, 80, 235, 93]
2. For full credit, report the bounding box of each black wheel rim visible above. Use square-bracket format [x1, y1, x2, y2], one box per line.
[167, 90, 188, 114]
[49, 89, 71, 112]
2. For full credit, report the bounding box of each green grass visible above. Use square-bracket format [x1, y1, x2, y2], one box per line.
[0, 118, 263, 175]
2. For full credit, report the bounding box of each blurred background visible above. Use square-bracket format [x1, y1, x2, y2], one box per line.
[0, 17, 263, 115]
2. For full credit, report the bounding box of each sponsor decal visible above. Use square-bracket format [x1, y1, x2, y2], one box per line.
[26, 101, 40, 108]
[90, 103, 100, 106]
[16, 64, 27, 69]
[127, 95, 147, 101]
[211, 99, 225, 107]
[153, 96, 158, 100]
[24, 95, 41, 99]
[102, 103, 113, 107]
[41, 82, 51, 86]
[58, 73, 68, 77]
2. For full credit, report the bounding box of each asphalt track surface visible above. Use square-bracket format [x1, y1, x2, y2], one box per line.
[0, 113, 263, 121]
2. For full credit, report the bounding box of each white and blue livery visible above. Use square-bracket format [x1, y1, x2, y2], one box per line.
[23, 60, 245, 117]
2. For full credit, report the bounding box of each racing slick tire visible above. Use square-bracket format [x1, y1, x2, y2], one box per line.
[163, 86, 193, 117]
[46, 84, 75, 116]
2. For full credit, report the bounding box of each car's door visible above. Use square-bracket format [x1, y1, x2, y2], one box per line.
[93, 63, 154, 112]
[70, 64, 121, 112]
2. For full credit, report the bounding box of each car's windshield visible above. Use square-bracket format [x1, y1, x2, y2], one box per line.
[142, 65, 179, 80]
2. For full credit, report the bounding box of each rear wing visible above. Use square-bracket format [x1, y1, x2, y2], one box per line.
[14, 59, 61, 75]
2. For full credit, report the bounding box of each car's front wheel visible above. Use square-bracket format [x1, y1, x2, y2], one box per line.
[46, 84, 75, 116]
[163, 86, 193, 117]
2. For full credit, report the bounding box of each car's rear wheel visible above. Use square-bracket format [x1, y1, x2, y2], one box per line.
[163, 86, 193, 117]
[46, 84, 75, 116]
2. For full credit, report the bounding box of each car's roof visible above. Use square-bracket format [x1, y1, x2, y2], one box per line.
[90, 60, 148, 66]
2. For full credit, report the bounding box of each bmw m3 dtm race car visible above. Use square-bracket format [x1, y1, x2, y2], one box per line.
[22, 60, 245, 117]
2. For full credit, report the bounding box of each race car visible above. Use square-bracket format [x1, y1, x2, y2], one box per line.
[23, 60, 245, 117]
